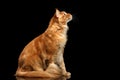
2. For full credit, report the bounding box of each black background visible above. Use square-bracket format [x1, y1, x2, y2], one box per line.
[0, 0, 113, 80]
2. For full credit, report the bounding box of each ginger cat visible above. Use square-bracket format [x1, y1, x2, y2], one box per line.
[15, 9, 72, 79]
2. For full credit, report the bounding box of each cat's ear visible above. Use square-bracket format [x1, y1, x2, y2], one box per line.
[55, 8, 60, 17]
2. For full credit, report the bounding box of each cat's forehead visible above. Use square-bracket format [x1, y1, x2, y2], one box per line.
[60, 11, 67, 14]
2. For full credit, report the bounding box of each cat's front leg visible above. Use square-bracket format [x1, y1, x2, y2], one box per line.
[60, 57, 71, 79]
[56, 53, 71, 79]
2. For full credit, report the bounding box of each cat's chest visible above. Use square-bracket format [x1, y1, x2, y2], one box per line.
[56, 33, 67, 45]
[45, 33, 67, 52]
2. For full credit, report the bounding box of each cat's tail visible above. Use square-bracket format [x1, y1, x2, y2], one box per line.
[15, 70, 61, 78]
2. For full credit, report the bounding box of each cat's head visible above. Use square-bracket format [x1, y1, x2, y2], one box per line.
[55, 9, 72, 25]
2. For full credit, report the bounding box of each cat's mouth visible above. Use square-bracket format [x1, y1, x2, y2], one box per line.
[67, 14, 72, 22]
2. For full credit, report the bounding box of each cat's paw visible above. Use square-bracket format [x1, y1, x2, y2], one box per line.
[63, 72, 71, 79]
[66, 72, 71, 79]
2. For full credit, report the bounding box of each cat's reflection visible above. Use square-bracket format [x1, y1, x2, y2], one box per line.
[16, 76, 68, 80]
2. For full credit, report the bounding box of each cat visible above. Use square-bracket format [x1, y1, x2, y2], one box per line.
[15, 9, 72, 79]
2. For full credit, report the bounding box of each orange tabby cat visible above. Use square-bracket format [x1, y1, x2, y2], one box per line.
[15, 9, 72, 79]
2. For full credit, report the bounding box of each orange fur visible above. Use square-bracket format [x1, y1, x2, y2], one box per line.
[15, 9, 72, 79]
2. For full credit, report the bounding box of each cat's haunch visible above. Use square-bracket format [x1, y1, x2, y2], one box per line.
[15, 9, 72, 79]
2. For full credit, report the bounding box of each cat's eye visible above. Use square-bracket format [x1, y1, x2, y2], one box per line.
[63, 12, 66, 15]
[61, 11, 66, 15]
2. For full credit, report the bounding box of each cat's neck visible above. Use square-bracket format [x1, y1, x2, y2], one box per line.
[45, 22, 69, 34]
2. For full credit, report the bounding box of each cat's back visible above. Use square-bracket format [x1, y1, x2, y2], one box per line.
[19, 34, 44, 58]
